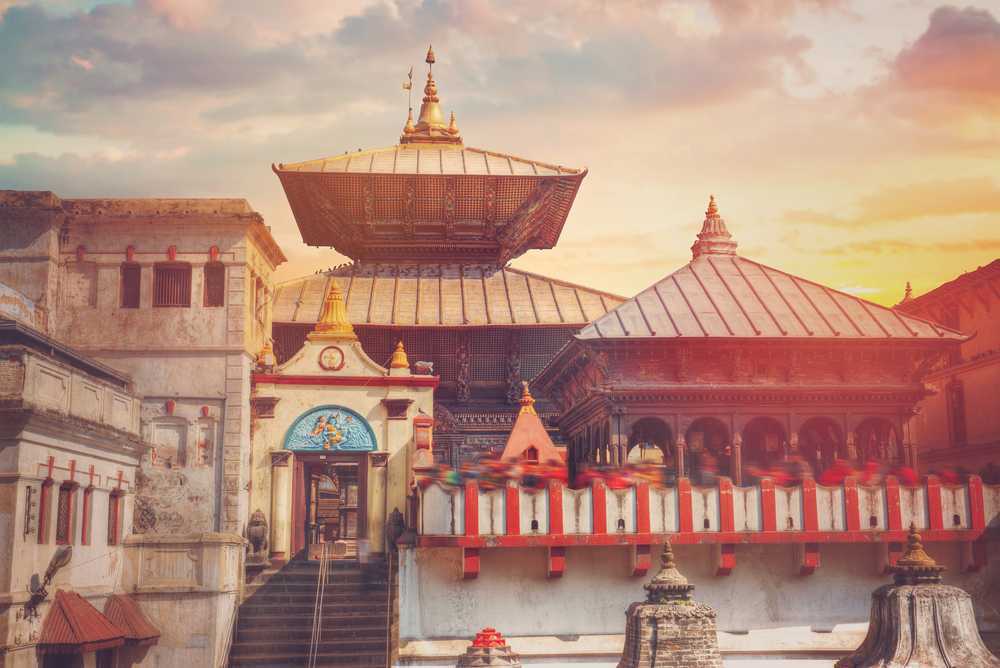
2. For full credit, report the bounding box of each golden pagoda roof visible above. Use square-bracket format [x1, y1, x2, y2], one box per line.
[273, 263, 624, 327]
[577, 198, 966, 342]
[275, 145, 580, 177]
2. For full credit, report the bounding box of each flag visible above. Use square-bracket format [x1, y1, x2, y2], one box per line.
[402, 66, 413, 91]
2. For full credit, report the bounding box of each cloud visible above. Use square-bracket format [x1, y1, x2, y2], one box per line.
[782, 178, 1000, 228]
[820, 238, 1000, 256]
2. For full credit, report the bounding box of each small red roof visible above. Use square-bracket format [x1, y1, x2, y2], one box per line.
[103, 594, 160, 647]
[38, 590, 124, 655]
[500, 384, 564, 465]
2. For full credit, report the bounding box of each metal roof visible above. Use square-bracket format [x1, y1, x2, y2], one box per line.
[272, 263, 624, 327]
[38, 590, 125, 655]
[103, 595, 160, 647]
[579, 254, 966, 341]
[276, 145, 580, 177]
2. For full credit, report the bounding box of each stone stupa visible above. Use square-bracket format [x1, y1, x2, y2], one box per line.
[837, 524, 1000, 667]
[618, 541, 723, 668]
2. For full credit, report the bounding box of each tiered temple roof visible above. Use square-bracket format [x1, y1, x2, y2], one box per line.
[579, 198, 964, 342]
[272, 264, 623, 327]
[273, 47, 586, 265]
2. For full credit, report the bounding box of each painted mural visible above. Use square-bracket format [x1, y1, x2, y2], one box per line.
[284, 405, 377, 452]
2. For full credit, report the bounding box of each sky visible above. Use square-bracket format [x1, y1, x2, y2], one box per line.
[1, 0, 998, 304]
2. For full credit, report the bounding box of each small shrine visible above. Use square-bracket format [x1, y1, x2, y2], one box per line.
[456, 628, 522, 667]
[618, 542, 722, 668]
[836, 525, 1000, 667]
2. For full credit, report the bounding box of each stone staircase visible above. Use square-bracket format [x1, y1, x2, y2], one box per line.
[228, 556, 393, 667]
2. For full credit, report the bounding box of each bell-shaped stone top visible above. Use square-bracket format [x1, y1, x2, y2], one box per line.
[691, 195, 738, 259]
[645, 541, 696, 604]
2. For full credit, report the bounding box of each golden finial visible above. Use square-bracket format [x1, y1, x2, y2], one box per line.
[258, 339, 275, 368]
[390, 341, 410, 369]
[519, 381, 537, 415]
[903, 281, 913, 302]
[706, 194, 718, 218]
[309, 281, 357, 341]
[403, 107, 415, 134]
[448, 111, 459, 135]
[399, 47, 461, 145]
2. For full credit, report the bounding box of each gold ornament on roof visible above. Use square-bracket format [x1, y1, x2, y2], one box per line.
[691, 194, 738, 259]
[400, 45, 462, 146]
[519, 381, 537, 415]
[390, 341, 410, 369]
[309, 281, 357, 341]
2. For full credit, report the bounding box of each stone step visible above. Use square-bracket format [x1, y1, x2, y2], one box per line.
[237, 609, 388, 624]
[238, 602, 390, 617]
[228, 651, 387, 667]
[230, 638, 385, 657]
[241, 592, 388, 607]
[246, 578, 389, 591]
[236, 624, 387, 643]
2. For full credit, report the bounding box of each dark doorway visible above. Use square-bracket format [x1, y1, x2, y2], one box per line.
[292, 452, 367, 559]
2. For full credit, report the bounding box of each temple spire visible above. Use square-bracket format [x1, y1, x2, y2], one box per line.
[308, 281, 357, 341]
[691, 195, 738, 259]
[902, 281, 913, 303]
[400, 46, 462, 145]
[519, 381, 537, 416]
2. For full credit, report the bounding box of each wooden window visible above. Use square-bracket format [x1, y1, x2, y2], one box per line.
[37, 479, 54, 544]
[107, 491, 123, 545]
[153, 263, 192, 307]
[80, 487, 93, 545]
[204, 262, 226, 307]
[120, 263, 141, 308]
[55, 483, 77, 545]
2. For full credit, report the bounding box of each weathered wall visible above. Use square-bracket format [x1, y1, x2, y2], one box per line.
[399, 542, 1000, 654]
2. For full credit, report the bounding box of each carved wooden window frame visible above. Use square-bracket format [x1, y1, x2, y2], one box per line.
[107, 490, 123, 545]
[203, 262, 226, 308]
[55, 482, 77, 545]
[120, 262, 141, 309]
[152, 262, 192, 308]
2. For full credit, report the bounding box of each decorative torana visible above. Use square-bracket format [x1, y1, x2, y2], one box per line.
[284, 406, 377, 452]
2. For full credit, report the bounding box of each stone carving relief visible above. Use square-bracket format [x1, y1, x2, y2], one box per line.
[455, 342, 471, 403]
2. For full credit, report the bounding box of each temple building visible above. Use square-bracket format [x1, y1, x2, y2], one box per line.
[898, 261, 1000, 476]
[533, 197, 967, 484]
[270, 47, 623, 466]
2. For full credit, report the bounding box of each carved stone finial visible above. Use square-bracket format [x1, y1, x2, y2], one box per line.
[902, 281, 913, 303]
[644, 541, 695, 604]
[892, 523, 944, 585]
[691, 195, 738, 259]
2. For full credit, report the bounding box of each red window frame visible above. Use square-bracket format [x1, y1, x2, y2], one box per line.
[81, 486, 94, 545]
[107, 491, 123, 545]
[37, 479, 54, 544]
[55, 482, 78, 545]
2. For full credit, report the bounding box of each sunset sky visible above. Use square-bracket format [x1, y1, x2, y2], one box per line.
[1, 0, 998, 304]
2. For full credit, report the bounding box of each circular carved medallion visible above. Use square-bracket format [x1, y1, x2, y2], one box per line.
[318, 345, 345, 371]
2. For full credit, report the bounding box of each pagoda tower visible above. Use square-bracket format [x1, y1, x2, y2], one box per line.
[271, 48, 623, 465]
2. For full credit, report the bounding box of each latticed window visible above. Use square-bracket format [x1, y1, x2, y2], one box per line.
[153, 263, 192, 307]
[107, 492, 122, 545]
[55, 484, 75, 545]
[204, 262, 226, 307]
[120, 263, 141, 308]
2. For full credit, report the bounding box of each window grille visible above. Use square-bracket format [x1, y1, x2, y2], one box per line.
[120, 263, 141, 308]
[153, 263, 192, 307]
[81, 487, 93, 545]
[204, 262, 226, 307]
[107, 492, 122, 545]
[55, 484, 75, 545]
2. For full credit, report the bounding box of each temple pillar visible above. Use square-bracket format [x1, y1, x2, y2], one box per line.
[269, 451, 292, 561]
[731, 433, 743, 485]
[675, 435, 686, 479]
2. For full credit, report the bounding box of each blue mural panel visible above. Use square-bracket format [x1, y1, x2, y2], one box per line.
[283, 405, 377, 452]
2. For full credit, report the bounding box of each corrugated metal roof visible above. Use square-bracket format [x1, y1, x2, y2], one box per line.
[273, 264, 624, 327]
[276, 145, 579, 177]
[579, 254, 965, 341]
[38, 590, 125, 654]
[103, 595, 160, 646]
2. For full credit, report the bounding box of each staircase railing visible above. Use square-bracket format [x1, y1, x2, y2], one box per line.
[307, 543, 331, 668]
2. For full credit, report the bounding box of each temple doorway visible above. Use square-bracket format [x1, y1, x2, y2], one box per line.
[292, 452, 367, 560]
